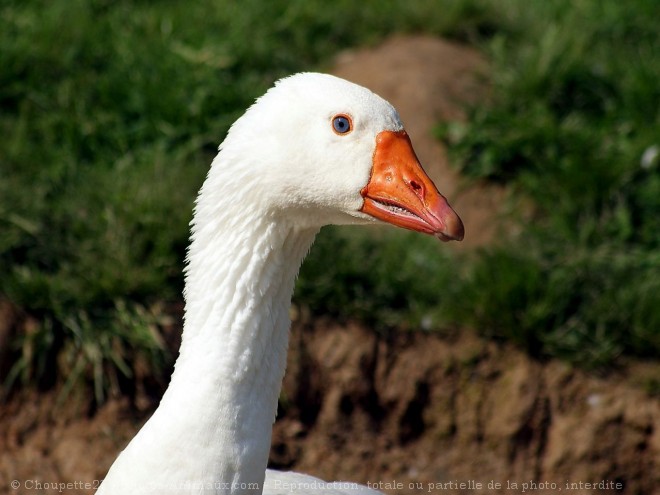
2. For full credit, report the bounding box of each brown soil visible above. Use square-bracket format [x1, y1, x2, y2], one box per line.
[331, 35, 510, 248]
[1, 36, 659, 495]
[1, 319, 658, 495]
[274, 321, 659, 495]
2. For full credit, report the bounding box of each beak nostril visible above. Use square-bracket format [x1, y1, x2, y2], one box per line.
[409, 179, 424, 198]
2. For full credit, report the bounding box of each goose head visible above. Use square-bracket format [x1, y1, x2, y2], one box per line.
[212, 72, 464, 241]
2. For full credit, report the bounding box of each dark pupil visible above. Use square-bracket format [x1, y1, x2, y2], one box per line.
[334, 117, 348, 133]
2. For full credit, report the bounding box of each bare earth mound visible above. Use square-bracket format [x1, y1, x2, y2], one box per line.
[331, 35, 508, 248]
[1, 36, 658, 495]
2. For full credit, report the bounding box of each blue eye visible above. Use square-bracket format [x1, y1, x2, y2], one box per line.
[332, 115, 352, 135]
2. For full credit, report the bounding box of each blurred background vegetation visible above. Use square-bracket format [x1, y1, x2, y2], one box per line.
[1, 0, 658, 402]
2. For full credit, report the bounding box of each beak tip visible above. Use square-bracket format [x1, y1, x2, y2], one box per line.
[439, 211, 464, 242]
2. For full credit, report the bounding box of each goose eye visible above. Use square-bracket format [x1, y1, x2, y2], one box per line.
[332, 115, 352, 135]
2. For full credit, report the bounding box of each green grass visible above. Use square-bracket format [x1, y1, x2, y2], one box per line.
[0, 0, 496, 399]
[296, 226, 461, 333]
[1, 0, 658, 399]
[437, 0, 660, 366]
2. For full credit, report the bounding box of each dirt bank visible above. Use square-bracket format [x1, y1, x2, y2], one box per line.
[1, 320, 658, 495]
[273, 321, 660, 495]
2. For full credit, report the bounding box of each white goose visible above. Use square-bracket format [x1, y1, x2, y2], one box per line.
[97, 73, 463, 495]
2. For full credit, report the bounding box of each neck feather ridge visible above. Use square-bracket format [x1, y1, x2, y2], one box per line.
[98, 166, 318, 494]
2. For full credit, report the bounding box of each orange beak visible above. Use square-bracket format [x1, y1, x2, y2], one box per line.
[360, 130, 464, 242]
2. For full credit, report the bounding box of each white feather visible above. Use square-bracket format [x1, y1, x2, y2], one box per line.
[97, 73, 404, 495]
